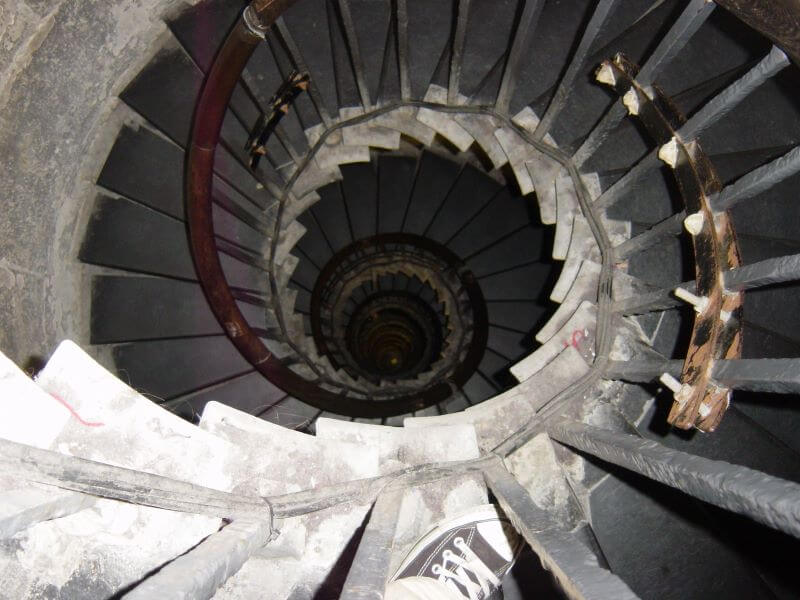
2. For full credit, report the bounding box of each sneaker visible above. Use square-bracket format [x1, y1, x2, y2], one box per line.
[390, 504, 523, 600]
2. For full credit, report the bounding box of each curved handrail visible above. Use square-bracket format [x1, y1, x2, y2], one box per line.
[186, 1, 487, 417]
[186, 0, 782, 424]
[598, 54, 743, 432]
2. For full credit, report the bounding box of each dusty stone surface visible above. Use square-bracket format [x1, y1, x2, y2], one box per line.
[0, 341, 296, 598]
[314, 418, 480, 472]
[0, 487, 95, 539]
[0, 0, 193, 366]
[199, 401, 381, 495]
[389, 473, 488, 575]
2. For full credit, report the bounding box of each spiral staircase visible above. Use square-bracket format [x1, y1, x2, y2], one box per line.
[3, 0, 800, 598]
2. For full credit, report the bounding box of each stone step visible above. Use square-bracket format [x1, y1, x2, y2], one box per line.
[372, 106, 437, 146]
[0, 342, 262, 598]
[551, 216, 598, 302]
[536, 260, 602, 344]
[199, 401, 379, 494]
[314, 418, 480, 473]
[452, 100, 508, 169]
[314, 142, 370, 172]
[494, 127, 538, 197]
[405, 346, 591, 451]
[553, 172, 580, 260]
[339, 107, 402, 150]
[273, 220, 306, 264]
[511, 107, 560, 223]
[511, 300, 598, 383]
[416, 85, 475, 151]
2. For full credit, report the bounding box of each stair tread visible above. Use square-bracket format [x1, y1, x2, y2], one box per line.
[200, 401, 380, 493]
[315, 418, 480, 472]
[417, 85, 475, 151]
[405, 345, 591, 451]
[536, 260, 601, 344]
[511, 300, 597, 383]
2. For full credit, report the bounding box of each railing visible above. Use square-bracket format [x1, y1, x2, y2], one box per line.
[186, 0, 800, 431]
[309, 233, 485, 396]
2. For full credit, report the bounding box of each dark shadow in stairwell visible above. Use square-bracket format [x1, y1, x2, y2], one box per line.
[501, 545, 567, 600]
[734, 391, 800, 459]
[21, 354, 46, 378]
[309, 507, 369, 599]
[704, 502, 800, 600]
[645, 382, 697, 442]
[581, 454, 779, 600]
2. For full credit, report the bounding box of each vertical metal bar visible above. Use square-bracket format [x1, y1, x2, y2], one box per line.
[274, 125, 303, 165]
[400, 152, 423, 232]
[274, 17, 333, 126]
[573, 0, 714, 166]
[339, 181, 357, 243]
[375, 5, 396, 105]
[523, 0, 670, 116]
[637, 0, 715, 84]
[613, 211, 685, 261]
[534, 0, 619, 140]
[495, 0, 546, 115]
[724, 253, 800, 291]
[483, 461, 640, 600]
[448, 0, 472, 105]
[711, 144, 800, 212]
[125, 519, 271, 600]
[602, 358, 683, 382]
[548, 419, 800, 538]
[612, 280, 693, 315]
[0, 439, 271, 519]
[337, 0, 372, 110]
[340, 487, 404, 599]
[310, 208, 336, 256]
[421, 163, 466, 237]
[0, 489, 95, 539]
[396, 0, 411, 100]
[712, 359, 800, 393]
[375, 161, 381, 235]
[596, 48, 785, 211]
[442, 186, 504, 246]
[679, 46, 789, 141]
[593, 150, 660, 210]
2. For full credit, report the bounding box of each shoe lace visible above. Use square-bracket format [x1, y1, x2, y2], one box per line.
[431, 537, 501, 600]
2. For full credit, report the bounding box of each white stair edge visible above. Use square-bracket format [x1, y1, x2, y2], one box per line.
[416, 85, 475, 151]
[511, 300, 598, 382]
[551, 216, 598, 302]
[315, 418, 480, 470]
[536, 260, 602, 344]
[405, 346, 591, 451]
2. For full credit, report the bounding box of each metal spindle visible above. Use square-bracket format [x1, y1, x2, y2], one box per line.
[448, 0, 472, 105]
[534, 0, 619, 140]
[711, 144, 800, 212]
[573, 0, 714, 166]
[337, 0, 372, 110]
[495, 0, 545, 115]
[549, 419, 800, 538]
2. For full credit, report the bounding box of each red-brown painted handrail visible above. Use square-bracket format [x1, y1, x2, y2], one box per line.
[185, 0, 483, 417]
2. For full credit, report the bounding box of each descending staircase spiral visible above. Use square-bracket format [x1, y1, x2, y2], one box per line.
[3, 0, 800, 597]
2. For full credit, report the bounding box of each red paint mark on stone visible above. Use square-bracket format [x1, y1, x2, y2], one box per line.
[564, 329, 586, 349]
[50, 393, 104, 427]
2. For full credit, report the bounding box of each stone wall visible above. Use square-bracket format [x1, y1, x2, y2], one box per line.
[0, 0, 195, 366]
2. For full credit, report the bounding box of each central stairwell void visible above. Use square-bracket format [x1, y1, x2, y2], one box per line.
[4, 0, 800, 598]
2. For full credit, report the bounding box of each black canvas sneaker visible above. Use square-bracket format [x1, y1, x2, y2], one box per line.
[390, 504, 523, 600]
